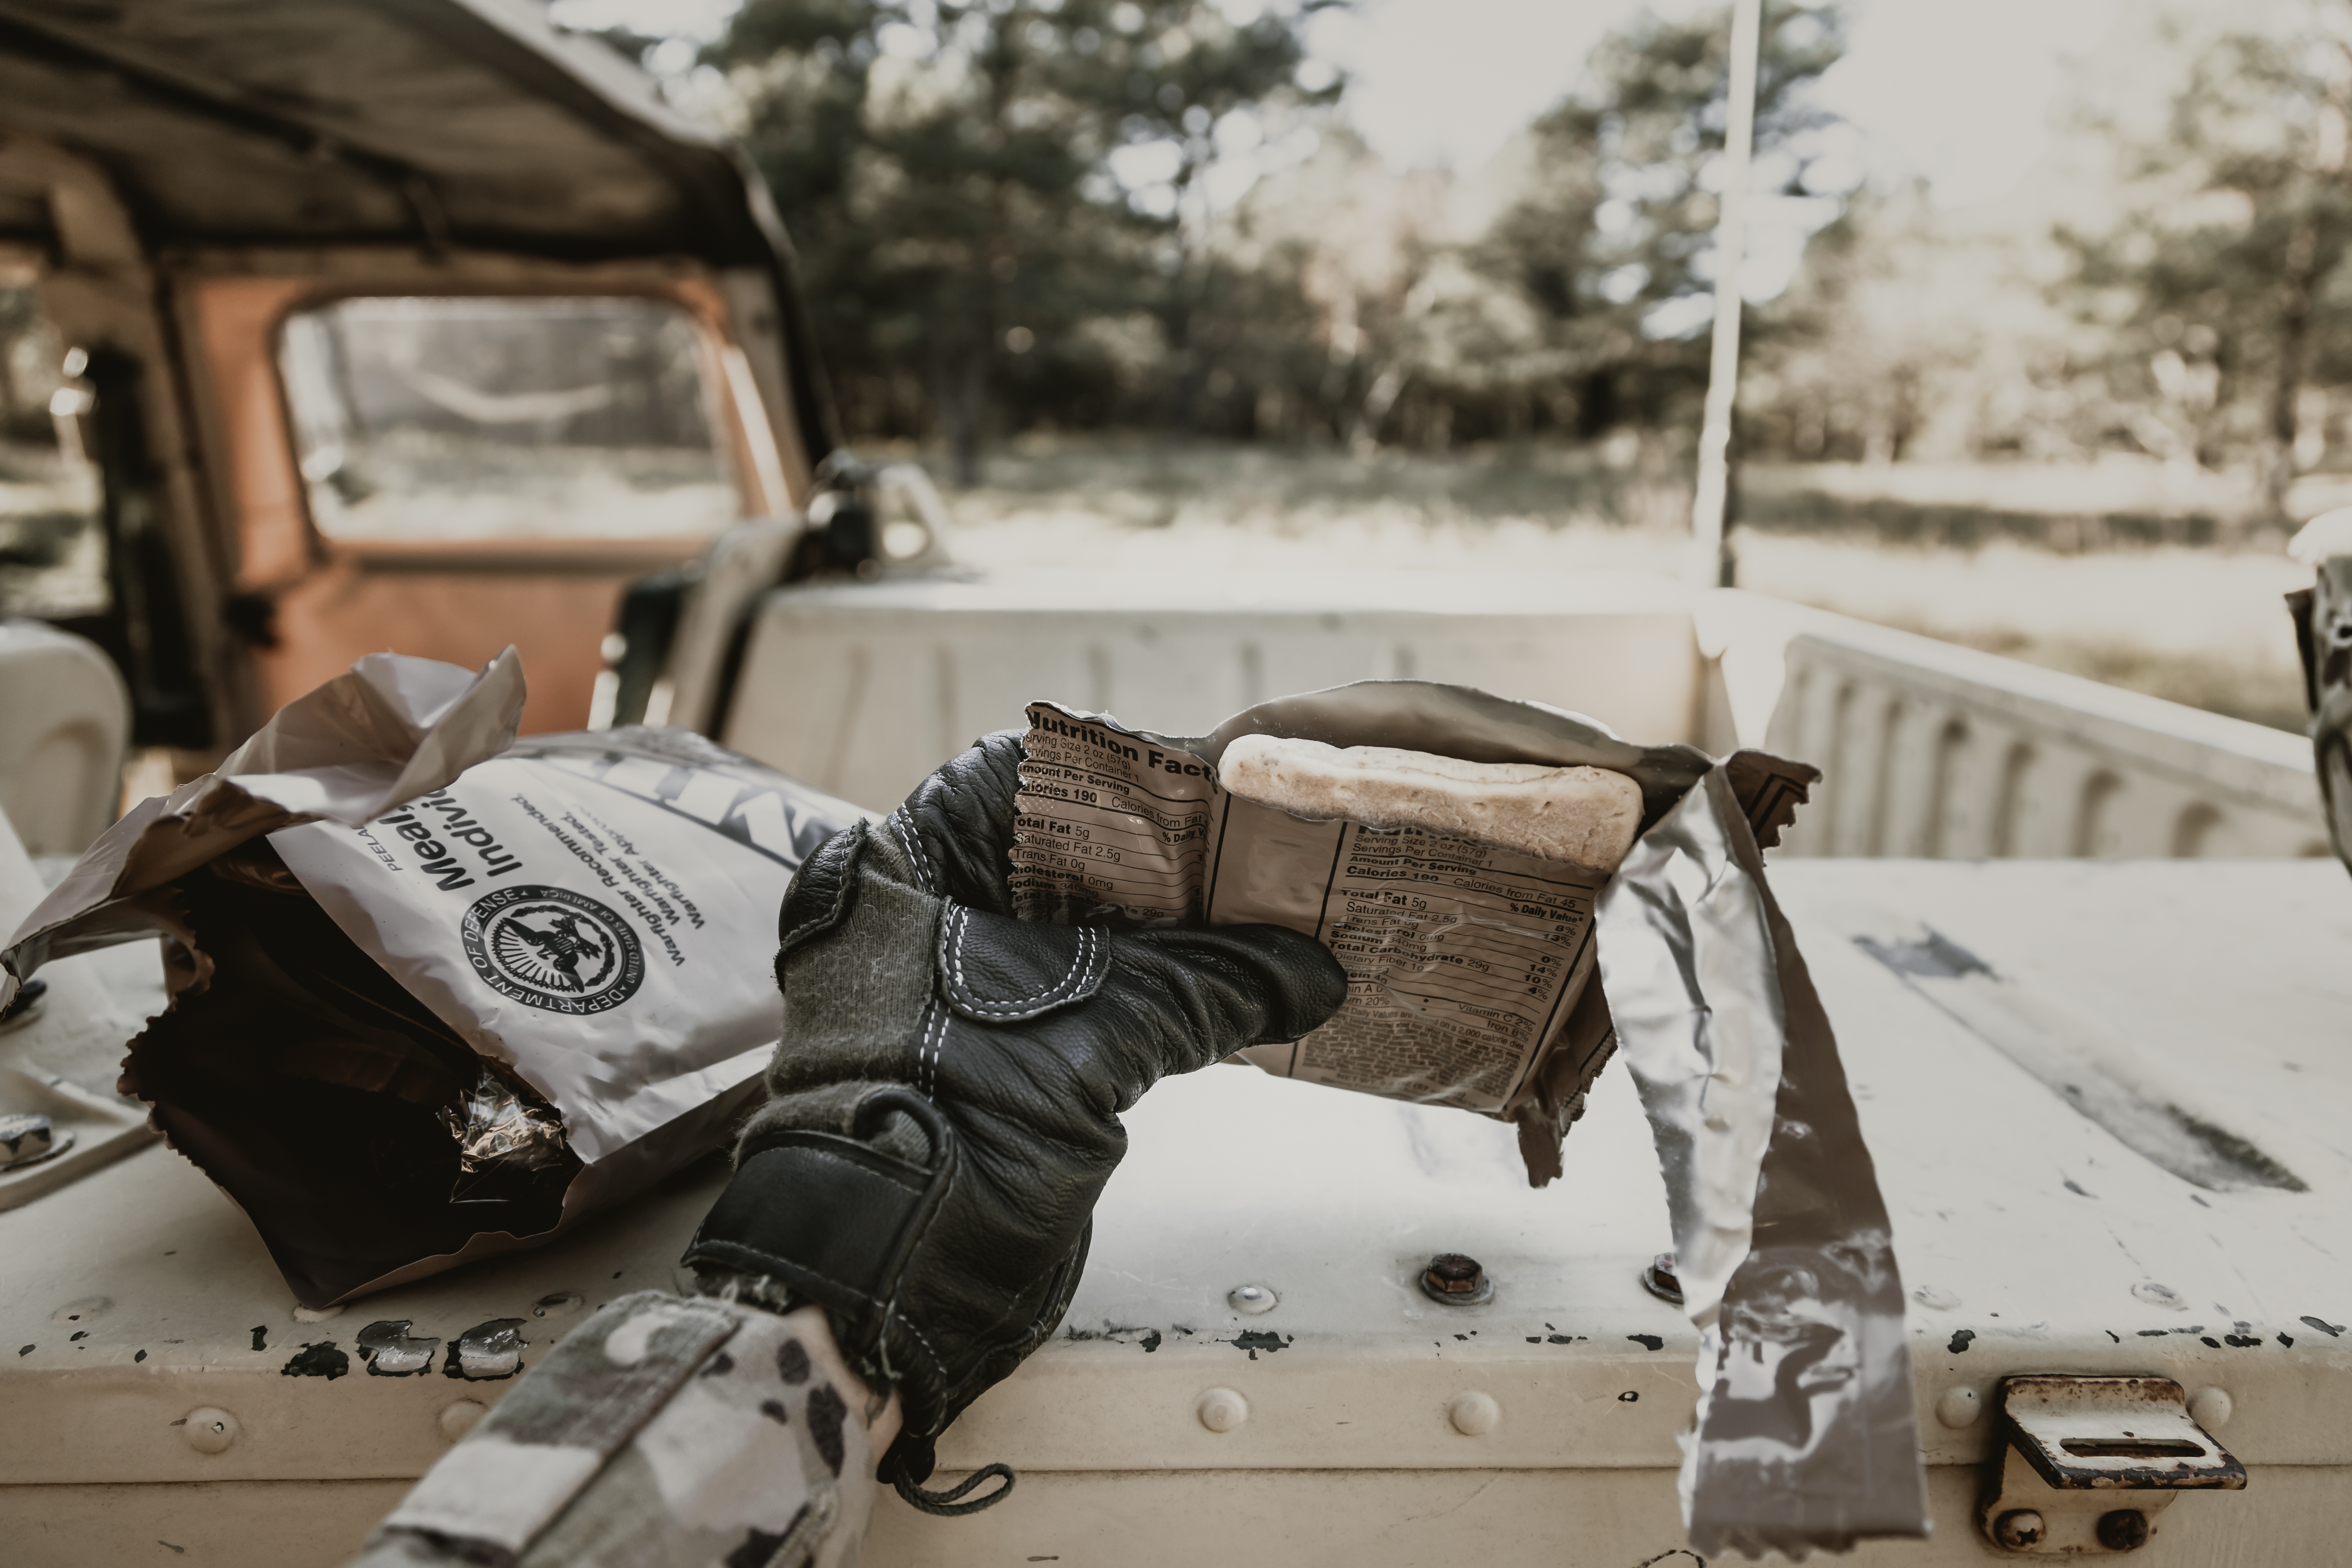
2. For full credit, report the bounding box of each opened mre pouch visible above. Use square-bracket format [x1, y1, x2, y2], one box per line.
[0, 651, 866, 1306]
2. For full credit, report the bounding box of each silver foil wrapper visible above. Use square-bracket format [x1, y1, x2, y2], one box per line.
[1600, 766, 1927, 1556]
[438, 1066, 571, 1199]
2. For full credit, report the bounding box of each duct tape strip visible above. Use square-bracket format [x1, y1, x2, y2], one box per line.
[1600, 766, 1927, 1557]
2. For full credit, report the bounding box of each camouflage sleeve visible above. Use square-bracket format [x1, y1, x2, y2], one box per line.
[347, 1292, 890, 1568]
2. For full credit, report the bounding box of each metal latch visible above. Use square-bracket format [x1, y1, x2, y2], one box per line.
[1978, 1376, 2245, 1554]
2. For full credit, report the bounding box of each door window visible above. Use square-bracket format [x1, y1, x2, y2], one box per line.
[278, 297, 739, 545]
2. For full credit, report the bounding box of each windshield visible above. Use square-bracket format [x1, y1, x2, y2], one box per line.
[278, 296, 739, 546]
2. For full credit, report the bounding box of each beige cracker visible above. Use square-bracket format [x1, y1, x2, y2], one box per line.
[1218, 735, 1643, 872]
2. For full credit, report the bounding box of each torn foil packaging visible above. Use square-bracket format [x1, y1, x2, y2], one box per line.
[1010, 680, 1926, 1557]
[0, 652, 867, 1307]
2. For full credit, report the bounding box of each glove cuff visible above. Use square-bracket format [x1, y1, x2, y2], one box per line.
[683, 1088, 953, 1402]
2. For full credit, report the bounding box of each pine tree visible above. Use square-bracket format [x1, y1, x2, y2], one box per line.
[2062, 15, 2352, 514]
[708, 0, 1333, 480]
[1428, 3, 1847, 441]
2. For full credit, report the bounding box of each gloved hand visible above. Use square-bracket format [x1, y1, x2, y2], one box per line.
[682, 731, 1346, 1512]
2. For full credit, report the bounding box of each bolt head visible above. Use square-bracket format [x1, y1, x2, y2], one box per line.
[2097, 1509, 2150, 1551]
[1993, 1510, 2045, 1550]
[1426, 1254, 1483, 1290]
[182, 1407, 238, 1455]
[1228, 1284, 1277, 1315]
[1418, 1253, 1495, 1306]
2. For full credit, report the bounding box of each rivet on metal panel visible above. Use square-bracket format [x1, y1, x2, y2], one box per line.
[49, 1296, 109, 1323]
[1640, 1253, 1683, 1306]
[532, 1290, 586, 1318]
[181, 1407, 238, 1455]
[439, 1399, 488, 1442]
[1228, 1285, 1277, 1315]
[1420, 1254, 1493, 1306]
[1994, 1511, 2046, 1550]
[1936, 1387, 1983, 1429]
[2186, 1388, 2232, 1431]
[1448, 1392, 1501, 1436]
[1913, 1284, 1961, 1311]
[2132, 1282, 2187, 1310]
[2096, 1511, 2150, 1551]
[1196, 1388, 1248, 1434]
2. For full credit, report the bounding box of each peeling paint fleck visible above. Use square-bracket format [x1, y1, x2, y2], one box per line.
[249, 1325, 267, 1353]
[1141, 1331, 1162, 1353]
[1627, 1334, 1664, 1351]
[281, 1341, 350, 1380]
[1233, 1330, 1289, 1360]
[1948, 1329, 1977, 1354]
[358, 1320, 440, 1377]
[2302, 1316, 2345, 1337]
[135, 1349, 146, 1363]
[447, 1318, 528, 1380]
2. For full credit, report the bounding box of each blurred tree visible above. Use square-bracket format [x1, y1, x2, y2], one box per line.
[1406, 3, 1847, 446]
[703, 0, 1335, 481]
[2062, 15, 2352, 515]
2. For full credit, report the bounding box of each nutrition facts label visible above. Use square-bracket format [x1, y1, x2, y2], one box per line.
[1011, 702, 1606, 1115]
[1009, 706, 1226, 925]
[1276, 825, 1596, 1106]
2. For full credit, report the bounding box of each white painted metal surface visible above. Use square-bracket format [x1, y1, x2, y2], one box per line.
[1755, 609, 2327, 860]
[0, 806, 164, 1209]
[719, 569, 1707, 812]
[4, 859, 2347, 1565]
[711, 567, 2327, 865]
[0, 619, 127, 855]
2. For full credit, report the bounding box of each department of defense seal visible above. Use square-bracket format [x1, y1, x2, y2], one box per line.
[462, 884, 645, 1014]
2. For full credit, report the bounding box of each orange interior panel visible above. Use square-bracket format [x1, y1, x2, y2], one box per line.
[185, 274, 749, 735]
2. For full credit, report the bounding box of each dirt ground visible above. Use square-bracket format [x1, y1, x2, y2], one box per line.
[934, 438, 2314, 734]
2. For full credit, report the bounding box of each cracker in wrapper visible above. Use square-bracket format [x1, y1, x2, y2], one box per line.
[1009, 680, 1928, 1558]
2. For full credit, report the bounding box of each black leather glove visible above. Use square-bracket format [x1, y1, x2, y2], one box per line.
[682, 731, 1346, 1511]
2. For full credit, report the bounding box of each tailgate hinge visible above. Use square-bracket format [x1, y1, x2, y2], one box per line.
[1978, 1375, 2244, 1555]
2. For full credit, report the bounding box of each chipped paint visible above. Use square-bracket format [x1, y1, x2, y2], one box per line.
[280, 1341, 350, 1379]
[446, 1317, 528, 1380]
[357, 1320, 441, 1376]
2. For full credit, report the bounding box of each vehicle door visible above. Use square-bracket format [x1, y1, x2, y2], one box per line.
[181, 270, 794, 734]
